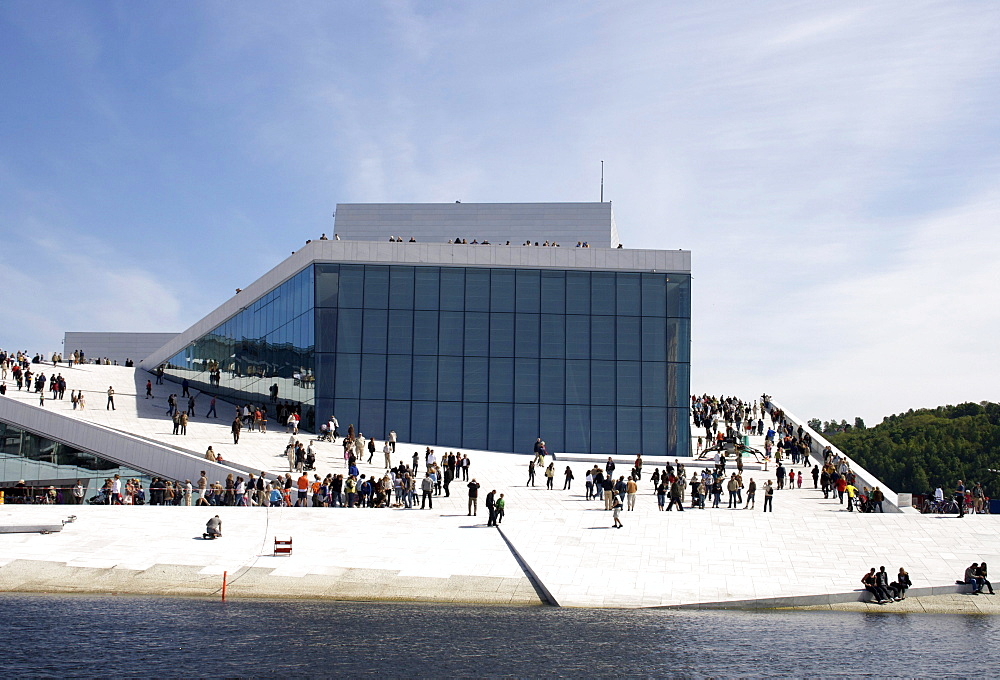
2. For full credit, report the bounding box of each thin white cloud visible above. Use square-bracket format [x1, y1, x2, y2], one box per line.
[0, 225, 184, 354]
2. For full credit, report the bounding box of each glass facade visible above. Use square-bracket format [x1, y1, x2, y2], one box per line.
[163, 267, 316, 430]
[314, 264, 690, 457]
[0, 419, 150, 500]
[159, 261, 691, 456]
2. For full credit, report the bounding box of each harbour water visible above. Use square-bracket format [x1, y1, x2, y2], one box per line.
[3, 595, 1000, 677]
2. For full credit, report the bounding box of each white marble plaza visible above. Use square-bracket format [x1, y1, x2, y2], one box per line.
[1, 363, 998, 608]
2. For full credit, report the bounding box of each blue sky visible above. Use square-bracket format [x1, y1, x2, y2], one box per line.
[2, 1, 999, 424]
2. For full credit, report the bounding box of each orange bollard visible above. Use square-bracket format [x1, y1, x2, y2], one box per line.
[222, 570, 227, 601]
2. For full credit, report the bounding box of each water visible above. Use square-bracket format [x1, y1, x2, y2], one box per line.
[3, 595, 1000, 677]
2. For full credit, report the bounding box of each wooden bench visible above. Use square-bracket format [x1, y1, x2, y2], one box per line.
[273, 537, 293, 556]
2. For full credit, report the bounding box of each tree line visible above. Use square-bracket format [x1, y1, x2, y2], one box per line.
[821, 402, 1000, 497]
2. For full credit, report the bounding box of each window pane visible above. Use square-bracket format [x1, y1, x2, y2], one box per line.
[359, 399, 385, 440]
[642, 408, 666, 456]
[641, 273, 666, 316]
[465, 269, 490, 312]
[642, 317, 666, 361]
[464, 312, 489, 357]
[617, 361, 641, 407]
[439, 268, 465, 311]
[617, 407, 641, 453]
[335, 354, 360, 398]
[667, 275, 691, 318]
[514, 358, 539, 403]
[539, 404, 564, 455]
[540, 271, 565, 314]
[490, 313, 514, 357]
[515, 313, 540, 358]
[488, 403, 513, 452]
[413, 311, 439, 355]
[515, 269, 540, 312]
[565, 405, 590, 453]
[387, 310, 413, 354]
[539, 359, 565, 404]
[590, 360, 615, 406]
[590, 272, 615, 314]
[360, 354, 386, 400]
[385, 401, 411, 446]
[667, 362, 690, 407]
[439, 311, 464, 356]
[591, 315, 615, 360]
[514, 404, 539, 454]
[362, 309, 388, 354]
[437, 402, 462, 448]
[437, 356, 463, 401]
[565, 316, 590, 359]
[334, 398, 359, 435]
[591, 406, 616, 453]
[315, 264, 340, 308]
[386, 355, 412, 400]
[667, 407, 690, 458]
[616, 273, 641, 316]
[565, 360, 589, 405]
[463, 357, 488, 402]
[540, 314, 565, 359]
[389, 267, 414, 309]
[336, 309, 362, 353]
[316, 309, 338, 353]
[641, 362, 666, 407]
[489, 358, 514, 402]
[616, 316, 640, 361]
[315, 354, 335, 397]
[414, 267, 440, 310]
[565, 271, 590, 314]
[666, 318, 691, 363]
[411, 402, 436, 444]
[412, 356, 438, 401]
[338, 265, 365, 308]
[463, 402, 488, 449]
[491, 269, 515, 312]
[363, 266, 389, 309]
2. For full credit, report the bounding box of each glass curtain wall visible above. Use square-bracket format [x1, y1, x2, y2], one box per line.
[314, 264, 690, 456]
[0, 419, 150, 500]
[162, 267, 316, 430]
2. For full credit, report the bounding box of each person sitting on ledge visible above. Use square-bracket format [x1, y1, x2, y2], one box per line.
[890, 568, 912, 600]
[203, 515, 222, 539]
[862, 567, 891, 604]
[964, 563, 985, 594]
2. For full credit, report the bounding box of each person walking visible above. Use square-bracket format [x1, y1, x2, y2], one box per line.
[145, 380, 153, 399]
[527, 460, 536, 487]
[495, 493, 505, 524]
[563, 466, 574, 490]
[544, 463, 554, 490]
[231, 416, 241, 444]
[106, 386, 115, 410]
[667, 479, 684, 511]
[206, 396, 217, 418]
[763, 480, 774, 512]
[744, 478, 756, 509]
[467, 478, 480, 516]
[612, 496, 624, 528]
[626, 477, 638, 510]
[956, 480, 967, 518]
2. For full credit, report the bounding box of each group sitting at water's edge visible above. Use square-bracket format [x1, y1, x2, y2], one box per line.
[862, 567, 912, 604]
